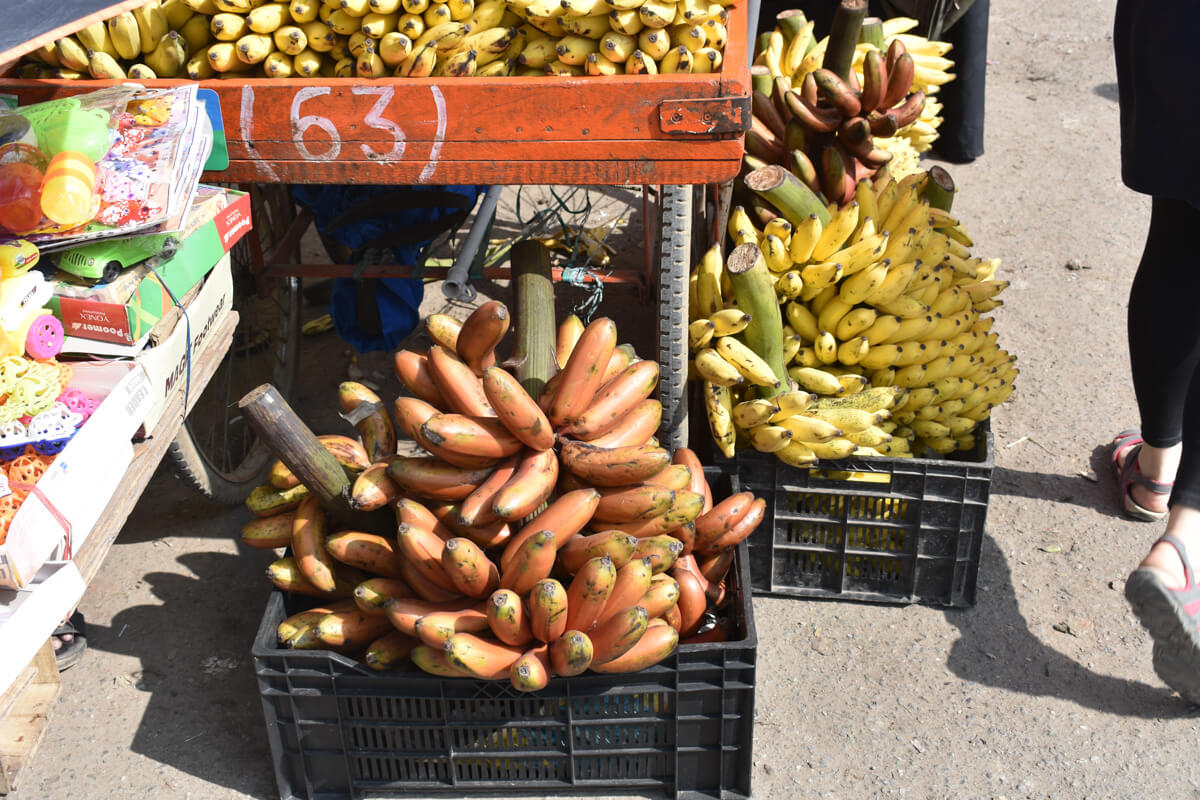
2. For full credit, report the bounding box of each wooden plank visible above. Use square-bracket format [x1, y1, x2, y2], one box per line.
[204, 157, 743, 186]
[0, 640, 60, 796]
[71, 311, 237, 588]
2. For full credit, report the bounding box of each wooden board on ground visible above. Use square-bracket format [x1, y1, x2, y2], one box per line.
[0, 640, 60, 795]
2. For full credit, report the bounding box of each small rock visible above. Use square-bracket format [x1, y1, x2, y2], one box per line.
[1064, 258, 1090, 270]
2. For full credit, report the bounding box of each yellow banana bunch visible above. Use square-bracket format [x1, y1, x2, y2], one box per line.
[25, 0, 734, 78]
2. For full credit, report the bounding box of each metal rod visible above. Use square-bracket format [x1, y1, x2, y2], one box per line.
[442, 184, 504, 301]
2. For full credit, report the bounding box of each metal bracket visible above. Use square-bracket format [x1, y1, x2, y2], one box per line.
[658, 94, 752, 136]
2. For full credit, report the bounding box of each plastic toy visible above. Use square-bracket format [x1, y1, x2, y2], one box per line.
[56, 231, 180, 283]
[0, 240, 63, 359]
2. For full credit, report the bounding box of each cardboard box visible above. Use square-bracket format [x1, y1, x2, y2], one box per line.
[0, 362, 153, 589]
[0, 561, 85, 692]
[48, 190, 251, 346]
[134, 253, 234, 438]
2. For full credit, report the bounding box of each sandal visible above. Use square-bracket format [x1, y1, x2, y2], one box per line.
[1112, 429, 1173, 521]
[52, 611, 87, 672]
[1125, 534, 1200, 704]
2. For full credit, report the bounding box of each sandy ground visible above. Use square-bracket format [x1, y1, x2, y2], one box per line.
[11, 0, 1200, 798]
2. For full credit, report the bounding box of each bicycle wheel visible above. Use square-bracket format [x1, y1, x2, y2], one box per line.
[167, 184, 302, 504]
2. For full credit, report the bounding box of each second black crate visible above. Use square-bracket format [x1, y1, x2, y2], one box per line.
[723, 423, 994, 607]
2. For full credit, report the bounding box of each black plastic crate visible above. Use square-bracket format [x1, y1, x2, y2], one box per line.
[252, 542, 756, 800]
[720, 422, 994, 607]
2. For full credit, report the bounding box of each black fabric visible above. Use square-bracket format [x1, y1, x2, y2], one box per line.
[1114, 0, 1200, 206]
[1126, 197, 1200, 509]
[928, 0, 987, 162]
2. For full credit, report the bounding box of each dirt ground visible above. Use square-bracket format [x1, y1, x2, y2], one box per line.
[10, 0, 1200, 798]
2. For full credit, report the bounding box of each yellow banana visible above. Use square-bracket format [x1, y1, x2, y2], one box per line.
[292, 47, 324, 75]
[87, 48, 127, 79]
[133, 2, 170, 53]
[813, 331, 838, 364]
[811, 201, 860, 262]
[693, 347, 744, 387]
[263, 49, 295, 75]
[77, 21, 119, 58]
[608, 7, 645, 35]
[162, 0, 196, 29]
[585, 52, 619, 75]
[212, 12, 250, 40]
[747, 424, 793, 453]
[236, 32, 275, 63]
[108, 12, 144, 60]
[290, 0, 320, 22]
[714, 336, 780, 389]
[626, 48, 659, 73]
[186, 48, 215, 78]
[733, 399, 780, 429]
[398, 40, 436, 75]
[708, 309, 751, 337]
[599, 30, 636, 62]
[789, 366, 843, 395]
[145, 30, 189, 77]
[778, 413, 842, 442]
[274, 24, 309, 53]
[659, 44, 692, 72]
[688, 319, 716, 351]
[704, 381, 735, 458]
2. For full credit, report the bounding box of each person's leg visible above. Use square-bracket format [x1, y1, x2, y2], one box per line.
[1116, 197, 1200, 515]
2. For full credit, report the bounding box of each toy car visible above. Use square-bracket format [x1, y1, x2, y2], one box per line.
[56, 232, 179, 283]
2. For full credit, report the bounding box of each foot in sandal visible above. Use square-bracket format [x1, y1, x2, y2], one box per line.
[1125, 516, 1200, 704]
[1112, 430, 1177, 521]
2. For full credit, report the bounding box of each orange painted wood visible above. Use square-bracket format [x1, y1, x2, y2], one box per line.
[0, 2, 749, 186]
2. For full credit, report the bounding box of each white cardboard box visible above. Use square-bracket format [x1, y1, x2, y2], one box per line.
[132, 252, 234, 438]
[0, 362, 153, 589]
[0, 560, 85, 692]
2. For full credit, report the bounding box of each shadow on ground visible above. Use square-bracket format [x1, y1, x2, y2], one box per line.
[941, 530, 1197, 718]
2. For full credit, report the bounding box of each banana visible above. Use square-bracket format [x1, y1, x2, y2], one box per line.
[133, 2, 170, 53]
[525, 579, 568, 644]
[386, 455, 492, 501]
[87, 49, 127, 79]
[345, 462, 399, 511]
[240, 511, 297, 549]
[704, 381, 735, 458]
[142, 30, 188, 77]
[625, 48, 658, 74]
[788, 365, 842, 395]
[212, 10, 250, 40]
[560, 359, 659, 440]
[777, 413, 842, 443]
[267, 557, 357, 599]
[443, 633, 527, 680]
[688, 319, 716, 351]
[585, 398, 661, 448]
[701, 496, 766, 554]
[695, 348, 746, 385]
[162, 0, 197, 29]
[54, 36, 90, 71]
[560, 440, 670, 487]
[668, 565, 706, 636]
[554, 34, 597, 65]
[608, 7, 644, 35]
[74, 21, 118, 60]
[564, 556, 616, 632]
[450, 300, 507, 375]
[745, 423, 791, 453]
[398, 40, 436, 75]
[712, 336, 781, 389]
[733, 398, 780, 429]
[325, 530, 403, 577]
[439, 537, 500, 599]
[236, 32, 275, 63]
[550, 316, 618, 427]
[548, 630, 594, 676]
[811, 201, 861, 262]
[207, 41, 241, 70]
[186, 48, 215, 78]
[558, 530, 639, 575]
[812, 331, 838, 364]
[481, 366, 555, 451]
[659, 43, 692, 72]
[499, 529, 557, 595]
[272, 22, 308, 53]
[290, 496, 337, 592]
[107, 12, 144, 60]
[485, 588, 534, 646]
[261, 50, 292, 75]
[182, 0, 221, 13]
[593, 484, 677, 524]
[481, 447, 555, 521]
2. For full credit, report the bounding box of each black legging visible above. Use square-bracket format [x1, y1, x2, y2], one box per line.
[1128, 196, 1200, 509]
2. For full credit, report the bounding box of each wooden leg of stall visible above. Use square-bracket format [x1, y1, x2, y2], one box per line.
[0, 641, 59, 795]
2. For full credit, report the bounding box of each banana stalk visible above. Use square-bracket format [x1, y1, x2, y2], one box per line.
[744, 164, 832, 227]
[725, 243, 788, 398]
